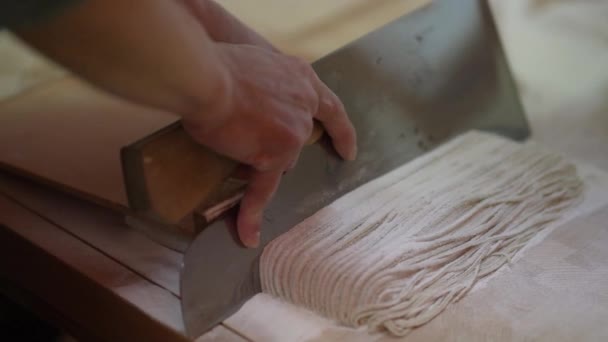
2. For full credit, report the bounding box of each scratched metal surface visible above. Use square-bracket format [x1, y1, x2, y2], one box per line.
[181, 0, 530, 338]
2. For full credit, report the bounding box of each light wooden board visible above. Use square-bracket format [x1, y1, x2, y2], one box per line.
[0, 0, 431, 102]
[0, 184, 249, 342]
[0, 193, 186, 342]
[0, 172, 182, 295]
[403, 203, 608, 341]
[0, 77, 176, 211]
[0, 32, 65, 101]
[2, 159, 607, 341]
[196, 326, 248, 342]
[219, 163, 608, 341]
[215, 0, 430, 61]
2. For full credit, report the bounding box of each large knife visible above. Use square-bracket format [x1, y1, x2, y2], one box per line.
[181, 0, 530, 338]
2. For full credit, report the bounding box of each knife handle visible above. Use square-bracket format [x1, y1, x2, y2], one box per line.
[307, 120, 325, 144]
[121, 120, 324, 233]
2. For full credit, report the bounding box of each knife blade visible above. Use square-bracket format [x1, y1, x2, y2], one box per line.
[181, 0, 530, 338]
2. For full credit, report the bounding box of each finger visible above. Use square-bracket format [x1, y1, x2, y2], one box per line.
[311, 78, 357, 161]
[283, 156, 298, 175]
[232, 164, 254, 181]
[236, 169, 283, 248]
[286, 149, 302, 171]
[283, 161, 296, 175]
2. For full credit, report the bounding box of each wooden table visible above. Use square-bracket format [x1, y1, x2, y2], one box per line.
[1, 0, 608, 341]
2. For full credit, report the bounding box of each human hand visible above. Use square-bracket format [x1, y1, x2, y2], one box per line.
[183, 43, 357, 248]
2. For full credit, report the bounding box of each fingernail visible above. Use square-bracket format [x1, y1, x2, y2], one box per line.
[245, 231, 260, 248]
[347, 145, 358, 161]
[254, 155, 272, 171]
[242, 212, 262, 248]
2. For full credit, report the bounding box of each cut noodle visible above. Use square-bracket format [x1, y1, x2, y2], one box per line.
[260, 131, 582, 336]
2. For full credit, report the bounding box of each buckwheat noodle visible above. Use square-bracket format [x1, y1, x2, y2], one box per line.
[260, 131, 582, 336]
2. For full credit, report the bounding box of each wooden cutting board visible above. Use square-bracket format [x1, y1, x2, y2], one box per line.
[210, 163, 608, 341]
[1, 160, 608, 341]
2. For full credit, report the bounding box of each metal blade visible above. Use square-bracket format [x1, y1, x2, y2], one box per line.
[181, 0, 530, 338]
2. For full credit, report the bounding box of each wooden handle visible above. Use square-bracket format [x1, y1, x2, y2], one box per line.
[307, 120, 324, 145]
[121, 120, 325, 229]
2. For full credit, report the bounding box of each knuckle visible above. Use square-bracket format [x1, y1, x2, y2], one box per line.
[321, 95, 338, 114]
[283, 129, 303, 150]
[320, 87, 344, 114]
[251, 153, 274, 171]
[292, 85, 317, 107]
[333, 96, 346, 112]
[303, 86, 321, 113]
[252, 129, 305, 172]
[291, 56, 315, 77]
[253, 153, 288, 172]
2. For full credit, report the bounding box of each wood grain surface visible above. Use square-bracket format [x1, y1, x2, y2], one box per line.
[0, 77, 176, 211]
[404, 202, 608, 341]
[2, 160, 607, 341]
[0, 172, 182, 295]
[0, 194, 186, 342]
[216, 0, 430, 62]
[0, 32, 65, 101]
[196, 326, 248, 342]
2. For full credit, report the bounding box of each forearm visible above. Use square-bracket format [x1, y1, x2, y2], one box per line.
[184, 0, 279, 52]
[15, 0, 231, 117]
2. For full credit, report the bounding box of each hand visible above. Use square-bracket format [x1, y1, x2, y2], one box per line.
[183, 43, 357, 247]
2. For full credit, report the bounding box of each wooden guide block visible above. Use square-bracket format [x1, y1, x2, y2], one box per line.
[121, 122, 239, 227]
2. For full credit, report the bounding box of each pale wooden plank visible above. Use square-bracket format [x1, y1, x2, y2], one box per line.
[0, 172, 183, 295]
[0, 1, 431, 103]
[0, 32, 65, 101]
[402, 204, 608, 342]
[0, 77, 176, 210]
[222, 163, 608, 341]
[4, 161, 604, 341]
[0, 193, 187, 341]
[196, 325, 249, 342]
[224, 293, 369, 342]
[216, 0, 431, 61]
